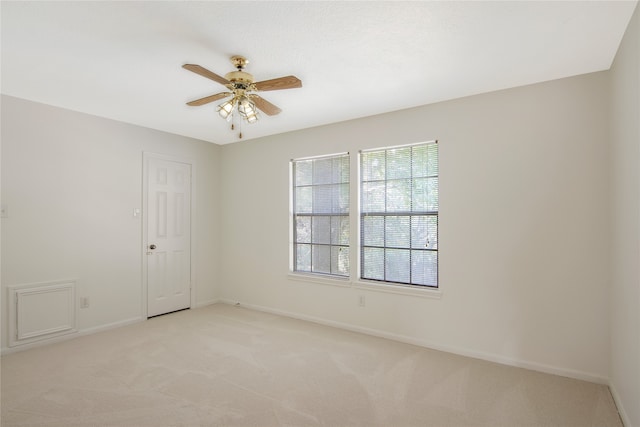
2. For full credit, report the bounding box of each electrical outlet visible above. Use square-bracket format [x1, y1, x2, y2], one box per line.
[358, 294, 366, 307]
[80, 297, 90, 309]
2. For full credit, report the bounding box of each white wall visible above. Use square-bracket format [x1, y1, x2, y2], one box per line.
[1, 95, 221, 350]
[610, 3, 640, 426]
[219, 71, 611, 383]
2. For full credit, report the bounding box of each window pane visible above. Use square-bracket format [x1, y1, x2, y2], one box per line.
[295, 187, 312, 214]
[332, 246, 349, 276]
[387, 147, 412, 180]
[313, 158, 334, 185]
[427, 177, 439, 211]
[411, 215, 437, 250]
[385, 249, 410, 283]
[385, 216, 410, 248]
[312, 244, 331, 274]
[295, 160, 312, 186]
[335, 183, 350, 213]
[363, 247, 384, 280]
[363, 216, 384, 247]
[412, 177, 439, 212]
[312, 216, 331, 244]
[411, 145, 429, 178]
[331, 216, 349, 245]
[296, 244, 311, 272]
[361, 181, 386, 212]
[427, 144, 438, 177]
[411, 250, 438, 287]
[411, 144, 438, 178]
[295, 216, 311, 243]
[361, 151, 385, 181]
[312, 185, 332, 213]
[334, 156, 350, 184]
[386, 179, 411, 212]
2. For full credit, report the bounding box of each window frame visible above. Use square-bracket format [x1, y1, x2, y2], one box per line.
[289, 141, 440, 298]
[290, 152, 351, 279]
[358, 141, 439, 289]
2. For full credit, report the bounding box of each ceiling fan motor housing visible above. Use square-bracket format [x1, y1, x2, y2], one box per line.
[224, 70, 254, 85]
[226, 55, 254, 89]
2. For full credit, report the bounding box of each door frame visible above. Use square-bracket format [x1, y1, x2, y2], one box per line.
[141, 152, 197, 319]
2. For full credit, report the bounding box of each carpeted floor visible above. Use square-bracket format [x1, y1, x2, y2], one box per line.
[1, 303, 623, 426]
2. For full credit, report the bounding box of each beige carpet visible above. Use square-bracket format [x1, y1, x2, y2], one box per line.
[1, 303, 622, 426]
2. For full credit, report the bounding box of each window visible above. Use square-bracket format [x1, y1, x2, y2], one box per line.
[360, 142, 438, 287]
[290, 142, 438, 290]
[291, 153, 350, 277]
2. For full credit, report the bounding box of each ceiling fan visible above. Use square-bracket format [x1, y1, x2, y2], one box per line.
[182, 55, 302, 138]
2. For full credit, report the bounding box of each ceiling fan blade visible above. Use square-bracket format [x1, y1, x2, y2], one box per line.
[250, 95, 282, 115]
[182, 64, 230, 86]
[186, 92, 232, 106]
[254, 75, 302, 91]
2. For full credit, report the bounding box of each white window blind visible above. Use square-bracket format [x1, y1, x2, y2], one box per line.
[292, 153, 350, 277]
[360, 142, 438, 287]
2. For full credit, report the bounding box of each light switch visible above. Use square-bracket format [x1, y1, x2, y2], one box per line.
[133, 208, 141, 218]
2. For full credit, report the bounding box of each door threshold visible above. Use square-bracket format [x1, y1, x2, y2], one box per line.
[147, 307, 190, 319]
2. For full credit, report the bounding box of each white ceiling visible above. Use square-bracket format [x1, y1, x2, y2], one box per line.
[1, 1, 637, 145]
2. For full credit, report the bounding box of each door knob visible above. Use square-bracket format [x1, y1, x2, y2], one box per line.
[149, 244, 156, 250]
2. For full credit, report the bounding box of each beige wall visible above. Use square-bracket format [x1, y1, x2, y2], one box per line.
[219, 71, 611, 383]
[1, 95, 221, 350]
[610, 2, 640, 426]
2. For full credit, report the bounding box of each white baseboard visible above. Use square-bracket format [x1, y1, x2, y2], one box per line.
[195, 298, 221, 308]
[609, 382, 632, 427]
[1, 301, 220, 355]
[219, 299, 609, 385]
[1, 316, 143, 355]
[76, 316, 144, 337]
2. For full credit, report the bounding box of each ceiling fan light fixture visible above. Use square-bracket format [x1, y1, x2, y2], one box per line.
[245, 111, 259, 124]
[238, 96, 259, 124]
[217, 98, 236, 120]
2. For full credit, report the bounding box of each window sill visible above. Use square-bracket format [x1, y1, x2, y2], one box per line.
[287, 272, 351, 288]
[352, 280, 442, 299]
[288, 273, 442, 299]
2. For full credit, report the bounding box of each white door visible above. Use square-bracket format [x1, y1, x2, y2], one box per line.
[146, 157, 192, 317]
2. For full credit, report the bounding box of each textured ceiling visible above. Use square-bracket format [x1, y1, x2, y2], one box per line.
[1, 1, 637, 145]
